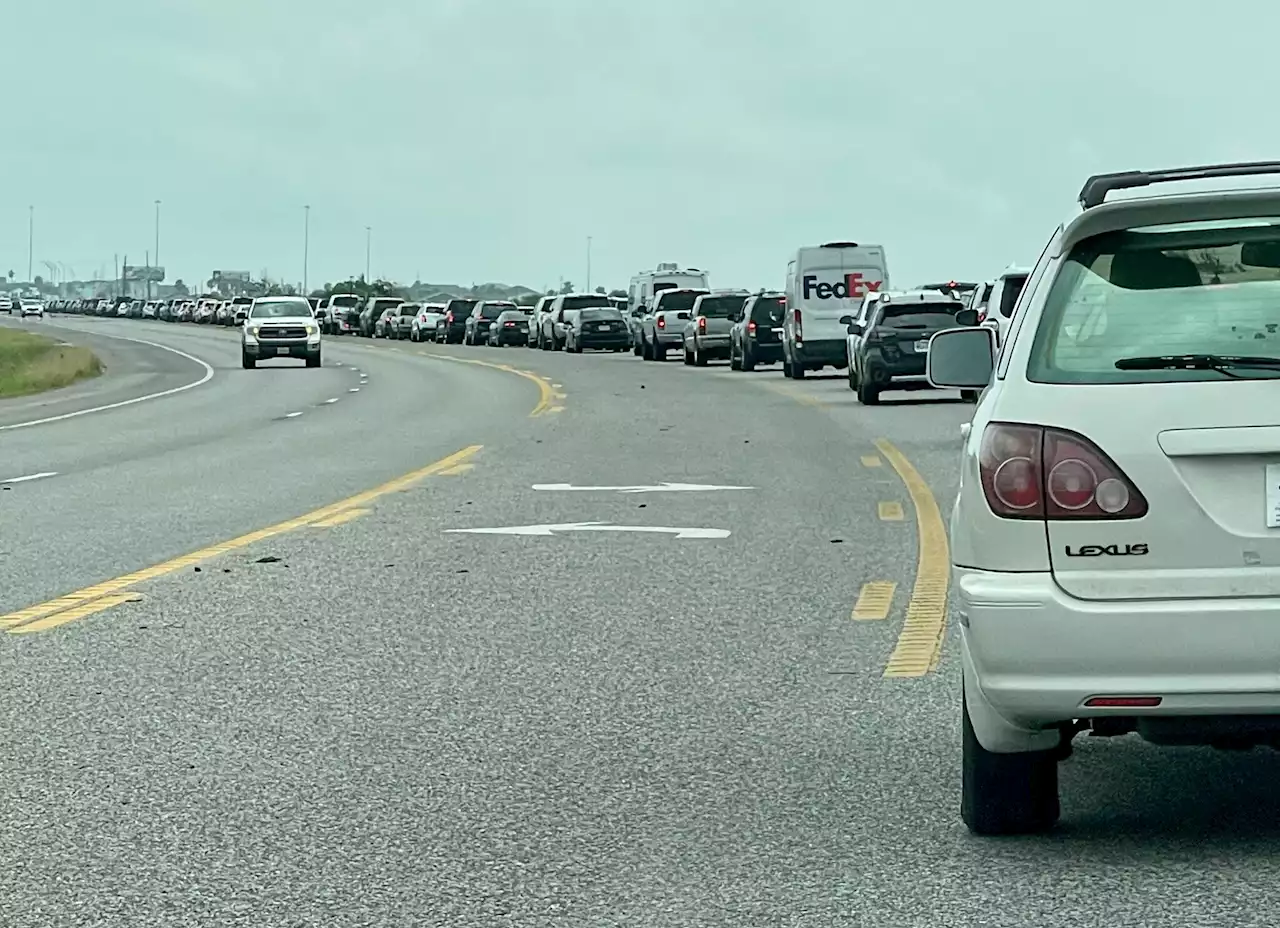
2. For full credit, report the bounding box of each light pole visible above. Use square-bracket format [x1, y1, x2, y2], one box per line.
[27, 206, 33, 282]
[586, 235, 592, 292]
[365, 226, 371, 281]
[303, 205, 311, 295]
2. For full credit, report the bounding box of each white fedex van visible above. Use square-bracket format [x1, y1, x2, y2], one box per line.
[782, 242, 889, 378]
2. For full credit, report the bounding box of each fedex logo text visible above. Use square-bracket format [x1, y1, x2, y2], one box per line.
[801, 273, 882, 300]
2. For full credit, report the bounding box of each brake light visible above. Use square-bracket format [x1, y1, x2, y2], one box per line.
[747, 320, 756, 334]
[446, 313, 454, 322]
[1084, 696, 1162, 708]
[977, 307, 988, 323]
[657, 316, 665, 329]
[697, 316, 706, 333]
[793, 307, 803, 341]
[978, 423, 1148, 520]
[504, 321, 515, 327]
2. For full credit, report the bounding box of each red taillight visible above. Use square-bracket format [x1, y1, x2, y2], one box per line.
[657, 317, 665, 329]
[977, 307, 988, 323]
[446, 313, 454, 322]
[792, 307, 803, 340]
[978, 423, 1148, 520]
[1084, 696, 1162, 708]
[503, 321, 515, 327]
[747, 320, 756, 334]
[697, 316, 706, 333]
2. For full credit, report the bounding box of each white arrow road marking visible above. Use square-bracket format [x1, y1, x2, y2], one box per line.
[531, 482, 754, 494]
[284, 412, 303, 418]
[446, 521, 730, 539]
[1, 471, 57, 484]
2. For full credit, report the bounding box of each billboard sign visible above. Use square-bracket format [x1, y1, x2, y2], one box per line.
[124, 265, 165, 282]
[212, 270, 251, 281]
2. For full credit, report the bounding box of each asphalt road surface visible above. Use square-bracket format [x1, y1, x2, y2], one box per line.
[2, 317, 1276, 927]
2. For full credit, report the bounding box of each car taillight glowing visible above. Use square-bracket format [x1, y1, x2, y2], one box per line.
[793, 308, 803, 340]
[504, 321, 515, 327]
[657, 317, 665, 329]
[747, 320, 756, 334]
[978, 423, 1148, 520]
[697, 317, 706, 333]
[446, 313, 454, 322]
[977, 307, 988, 323]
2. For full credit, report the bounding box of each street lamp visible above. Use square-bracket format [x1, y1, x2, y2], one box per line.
[365, 226, 371, 281]
[303, 205, 311, 295]
[27, 206, 33, 282]
[586, 235, 593, 292]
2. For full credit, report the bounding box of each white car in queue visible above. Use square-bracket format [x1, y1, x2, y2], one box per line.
[19, 298, 44, 319]
[927, 160, 1280, 836]
[241, 296, 322, 369]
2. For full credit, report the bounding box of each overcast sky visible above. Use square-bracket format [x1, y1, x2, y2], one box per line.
[4, 0, 1274, 293]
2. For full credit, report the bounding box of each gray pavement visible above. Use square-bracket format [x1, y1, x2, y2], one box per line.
[2, 321, 1277, 927]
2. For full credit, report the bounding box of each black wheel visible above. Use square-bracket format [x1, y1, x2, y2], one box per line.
[856, 379, 880, 405]
[241, 350, 256, 370]
[961, 389, 979, 403]
[961, 687, 1060, 835]
[792, 362, 806, 380]
[694, 344, 708, 366]
[306, 352, 321, 368]
[741, 346, 756, 372]
[848, 364, 859, 391]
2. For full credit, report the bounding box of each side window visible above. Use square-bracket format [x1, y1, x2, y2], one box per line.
[997, 226, 1061, 377]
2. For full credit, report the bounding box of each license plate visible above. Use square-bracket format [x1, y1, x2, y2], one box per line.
[914, 339, 929, 352]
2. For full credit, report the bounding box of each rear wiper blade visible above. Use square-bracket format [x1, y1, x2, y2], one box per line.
[1114, 354, 1280, 378]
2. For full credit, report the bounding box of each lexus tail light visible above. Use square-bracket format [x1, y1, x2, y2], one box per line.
[657, 317, 665, 329]
[697, 317, 706, 333]
[978, 423, 1147, 520]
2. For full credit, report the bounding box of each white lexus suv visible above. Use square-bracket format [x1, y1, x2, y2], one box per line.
[927, 160, 1280, 835]
[241, 296, 322, 369]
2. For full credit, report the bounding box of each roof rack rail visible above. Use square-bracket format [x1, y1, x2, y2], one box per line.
[1079, 161, 1280, 209]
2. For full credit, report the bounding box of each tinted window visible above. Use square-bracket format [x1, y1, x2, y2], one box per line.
[697, 295, 747, 318]
[749, 297, 786, 324]
[652, 282, 676, 294]
[447, 300, 477, 316]
[656, 291, 706, 313]
[1028, 220, 1280, 384]
[482, 303, 515, 317]
[329, 295, 359, 307]
[497, 311, 527, 322]
[562, 295, 610, 310]
[876, 301, 962, 324]
[997, 275, 1028, 318]
[232, 297, 252, 305]
[398, 304, 420, 315]
[581, 309, 623, 321]
[371, 299, 403, 313]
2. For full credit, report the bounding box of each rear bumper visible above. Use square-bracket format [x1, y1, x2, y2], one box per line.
[959, 568, 1280, 749]
[746, 339, 783, 361]
[653, 331, 683, 346]
[866, 353, 927, 381]
[792, 339, 846, 366]
[580, 334, 629, 348]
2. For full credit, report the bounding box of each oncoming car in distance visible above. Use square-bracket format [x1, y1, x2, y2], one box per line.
[19, 298, 44, 319]
[241, 296, 322, 369]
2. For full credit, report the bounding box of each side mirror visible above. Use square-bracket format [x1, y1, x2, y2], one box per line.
[847, 323, 864, 336]
[954, 308, 979, 326]
[926, 327, 995, 389]
[838, 315, 853, 326]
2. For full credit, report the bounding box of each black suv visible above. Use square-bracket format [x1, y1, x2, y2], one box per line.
[439, 298, 478, 344]
[846, 291, 970, 405]
[729, 292, 786, 370]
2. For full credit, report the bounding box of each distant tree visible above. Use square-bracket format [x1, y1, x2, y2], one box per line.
[545, 288, 557, 296]
[608, 289, 627, 299]
[172, 279, 189, 296]
[594, 286, 606, 294]
[33, 275, 43, 287]
[559, 280, 575, 294]
[6, 270, 12, 281]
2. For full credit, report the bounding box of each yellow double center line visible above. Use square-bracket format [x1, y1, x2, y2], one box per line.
[1, 445, 483, 634]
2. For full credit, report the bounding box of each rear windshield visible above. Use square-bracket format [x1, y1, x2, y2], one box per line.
[581, 309, 623, 321]
[561, 295, 610, 311]
[877, 302, 961, 324]
[997, 275, 1028, 318]
[231, 297, 253, 305]
[398, 304, 420, 315]
[482, 303, 515, 316]
[329, 295, 359, 307]
[447, 300, 477, 315]
[1028, 219, 1280, 383]
[749, 297, 786, 324]
[497, 311, 527, 321]
[697, 295, 747, 318]
[656, 291, 706, 313]
[371, 299, 403, 312]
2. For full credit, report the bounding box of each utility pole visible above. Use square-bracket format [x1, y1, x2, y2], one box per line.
[121, 254, 128, 300]
[145, 249, 151, 300]
[303, 205, 311, 295]
[586, 235, 592, 291]
[27, 206, 33, 282]
[154, 199, 161, 277]
[365, 226, 371, 281]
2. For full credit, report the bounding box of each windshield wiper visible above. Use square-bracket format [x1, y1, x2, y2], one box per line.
[1113, 354, 1280, 379]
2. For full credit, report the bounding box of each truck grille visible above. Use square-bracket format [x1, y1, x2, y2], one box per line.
[260, 326, 307, 339]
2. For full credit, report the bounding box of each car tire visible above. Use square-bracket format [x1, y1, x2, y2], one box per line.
[741, 347, 755, 372]
[306, 351, 321, 368]
[848, 364, 859, 391]
[653, 342, 666, 361]
[856, 379, 879, 405]
[729, 343, 741, 370]
[792, 362, 805, 380]
[241, 350, 256, 370]
[961, 686, 1060, 835]
[683, 344, 693, 365]
[694, 345, 708, 367]
[961, 389, 979, 403]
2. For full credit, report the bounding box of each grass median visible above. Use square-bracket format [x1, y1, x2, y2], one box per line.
[0, 327, 103, 398]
